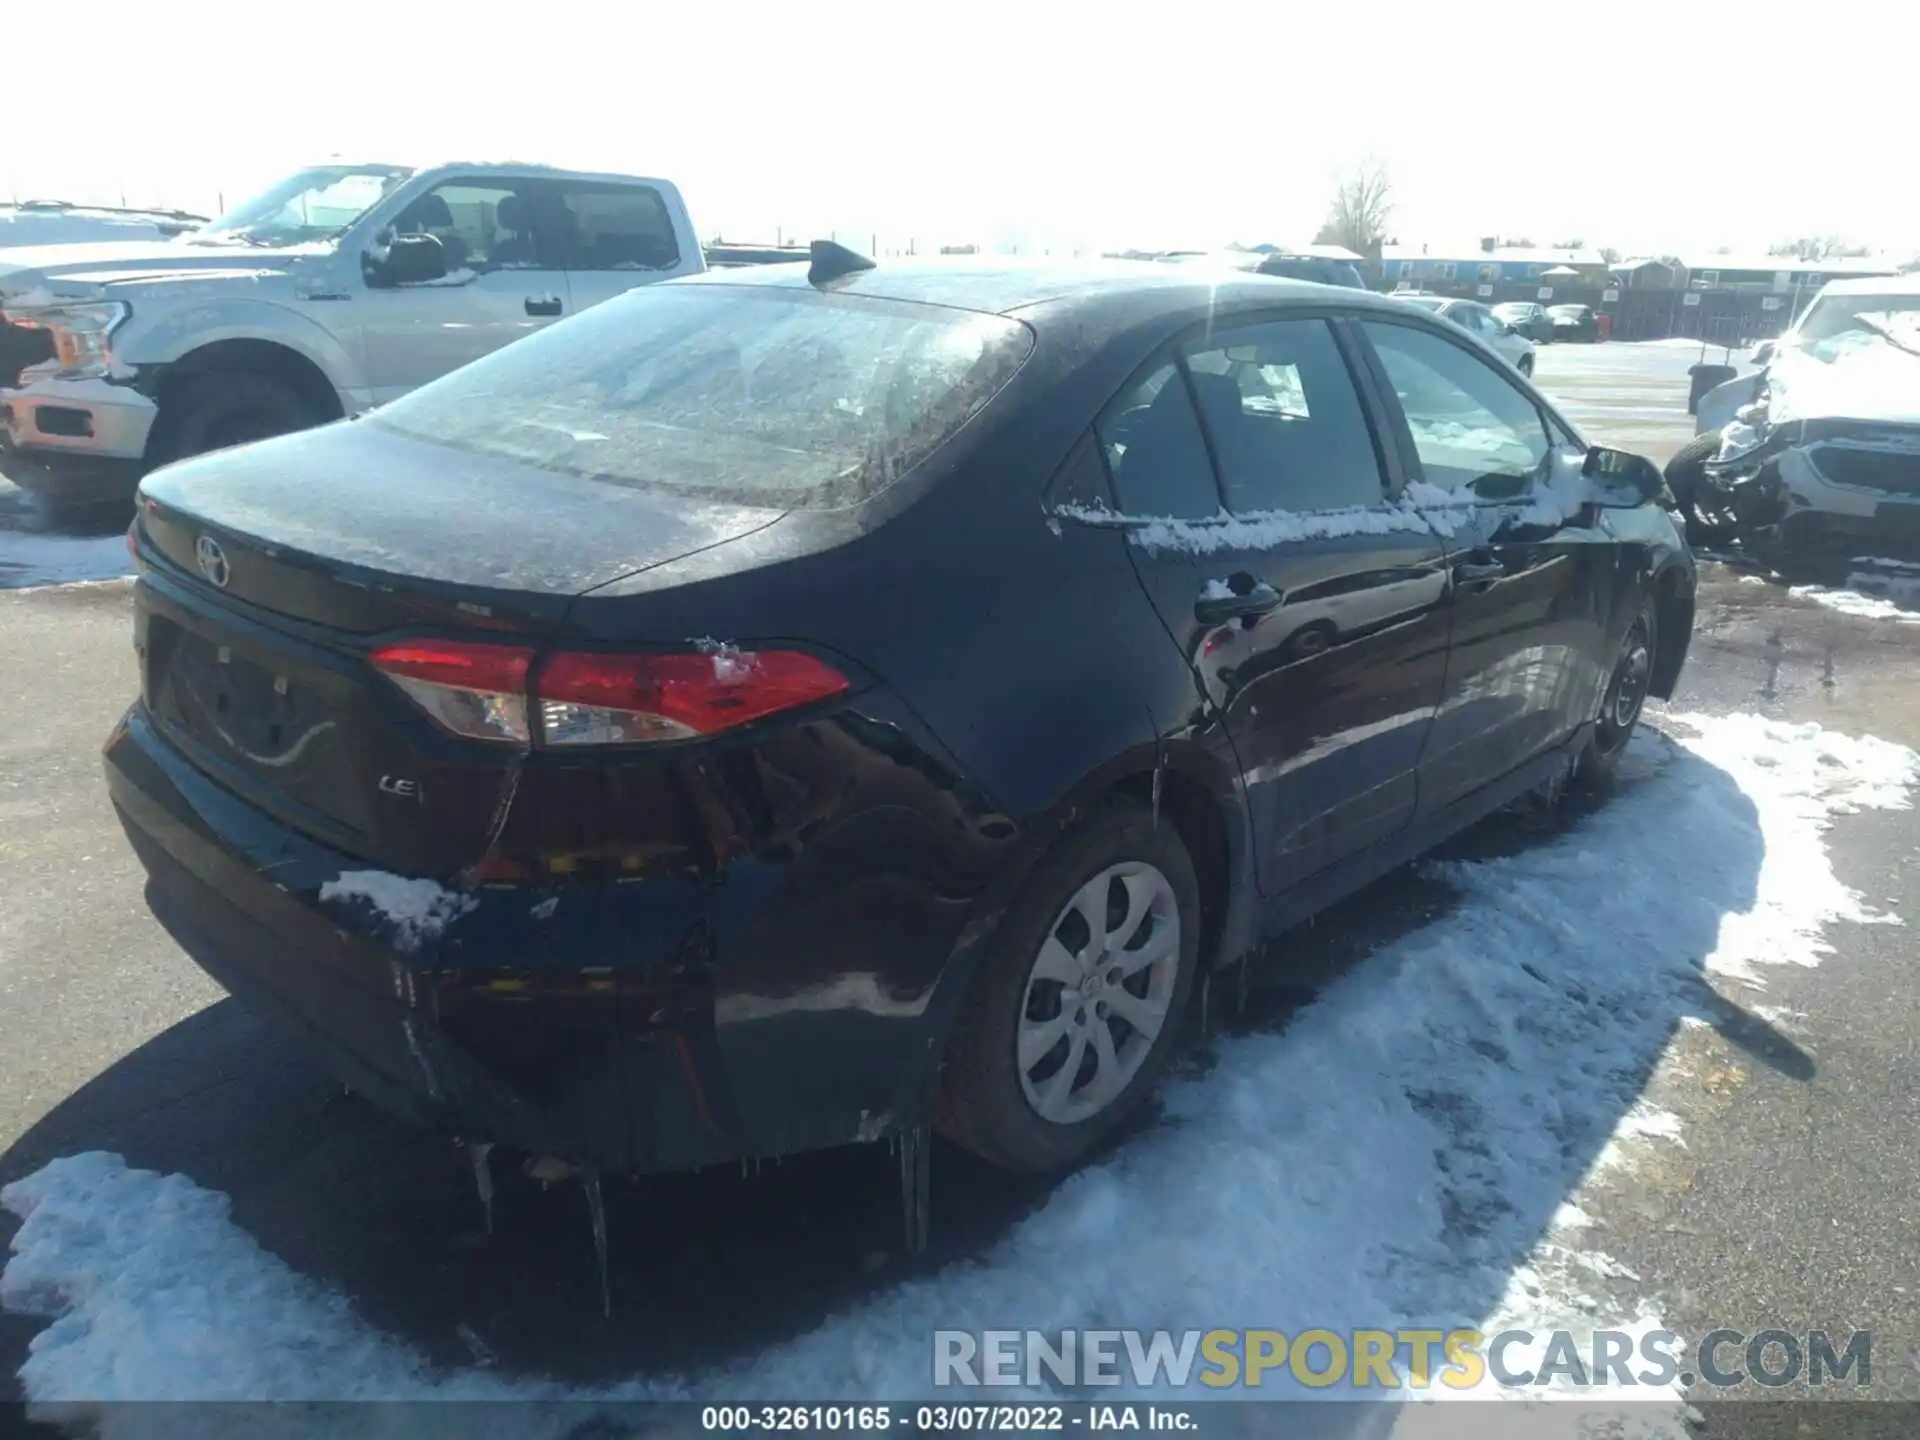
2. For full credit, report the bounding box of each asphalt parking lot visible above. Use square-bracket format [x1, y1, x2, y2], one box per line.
[3, 341, 1919, 1432]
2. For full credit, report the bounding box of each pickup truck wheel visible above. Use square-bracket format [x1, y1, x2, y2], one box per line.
[153, 374, 317, 465]
[935, 798, 1199, 1173]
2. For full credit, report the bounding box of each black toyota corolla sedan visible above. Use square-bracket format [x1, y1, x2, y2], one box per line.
[107, 248, 1694, 1192]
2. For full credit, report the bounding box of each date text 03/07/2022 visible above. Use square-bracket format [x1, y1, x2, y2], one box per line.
[700, 1404, 1196, 1432]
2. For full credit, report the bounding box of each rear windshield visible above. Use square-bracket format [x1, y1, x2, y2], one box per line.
[369, 284, 1034, 506]
[1402, 296, 1448, 312]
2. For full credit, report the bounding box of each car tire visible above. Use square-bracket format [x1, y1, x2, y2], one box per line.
[1517, 354, 1534, 378]
[1574, 596, 1658, 790]
[936, 797, 1201, 1173]
[1662, 430, 1740, 547]
[152, 374, 318, 466]
[1285, 620, 1338, 662]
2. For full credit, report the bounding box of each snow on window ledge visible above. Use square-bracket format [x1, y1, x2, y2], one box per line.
[1057, 481, 1484, 554]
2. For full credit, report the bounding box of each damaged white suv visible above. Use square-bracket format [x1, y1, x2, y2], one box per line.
[1668, 274, 1920, 557]
[0, 161, 702, 507]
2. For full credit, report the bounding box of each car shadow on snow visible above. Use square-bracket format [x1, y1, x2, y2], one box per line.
[0, 723, 1812, 1404]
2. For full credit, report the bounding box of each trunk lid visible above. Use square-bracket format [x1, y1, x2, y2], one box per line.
[134, 420, 789, 876]
[139, 420, 788, 632]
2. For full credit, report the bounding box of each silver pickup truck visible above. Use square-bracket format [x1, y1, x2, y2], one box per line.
[0, 160, 703, 506]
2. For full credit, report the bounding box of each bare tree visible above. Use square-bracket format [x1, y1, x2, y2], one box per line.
[1550, 237, 1587, 250]
[1318, 159, 1393, 257]
[1599, 246, 1622, 265]
[1769, 235, 1871, 261]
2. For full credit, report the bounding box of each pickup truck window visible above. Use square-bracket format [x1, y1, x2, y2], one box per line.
[393, 181, 566, 274]
[546, 181, 681, 271]
[369, 285, 1033, 505]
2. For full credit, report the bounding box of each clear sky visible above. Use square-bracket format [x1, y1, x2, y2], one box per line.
[7, 0, 1914, 262]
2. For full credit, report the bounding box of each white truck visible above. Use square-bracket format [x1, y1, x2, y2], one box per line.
[0, 161, 704, 507]
[0, 200, 207, 250]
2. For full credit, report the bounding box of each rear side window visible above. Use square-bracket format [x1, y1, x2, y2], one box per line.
[1097, 363, 1220, 520]
[1182, 320, 1387, 513]
[371, 285, 1032, 505]
[546, 181, 682, 271]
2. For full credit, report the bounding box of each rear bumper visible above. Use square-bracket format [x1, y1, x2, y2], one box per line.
[109, 703, 760, 1173]
[105, 699, 983, 1173]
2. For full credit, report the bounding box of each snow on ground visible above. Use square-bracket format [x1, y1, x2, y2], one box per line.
[3, 714, 1914, 1440]
[1789, 578, 1920, 623]
[0, 528, 134, 589]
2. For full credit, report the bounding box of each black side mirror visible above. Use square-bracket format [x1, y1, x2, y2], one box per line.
[366, 232, 449, 287]
[1751, 339, 1776, 365]
[1582, 445, 1666, 507]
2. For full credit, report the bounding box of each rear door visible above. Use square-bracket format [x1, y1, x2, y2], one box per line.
[1354, 317, 1622, 816]
[1099, 314, 1453, 895]
[542, 178, 694, 312]
[359, 176, 573, 402]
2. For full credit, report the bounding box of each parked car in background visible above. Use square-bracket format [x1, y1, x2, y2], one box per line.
[1253, 252, 1366, 289]
[1548, 304, 1599, 342]
[1153, 250, 1365, 289]
[1, 160, 703, 508]
[1668, 273, 1920, 557]
[0, 200, 206, 251]
[106, 252, 1692, 1200]
[1493, 301, 1554, 343]
[1394, 293, 1536, 375]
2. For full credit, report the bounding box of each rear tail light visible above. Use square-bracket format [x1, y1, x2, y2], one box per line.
[372, 641, 536, 743]
[371, 641, 848, 747]
[537, 648, 849, 745]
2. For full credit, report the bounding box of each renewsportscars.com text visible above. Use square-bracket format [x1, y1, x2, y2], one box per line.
[933, 1328, 1871, 1390]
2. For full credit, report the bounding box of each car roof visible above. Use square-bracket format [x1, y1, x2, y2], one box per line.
[674, 257, 1418, 328]
[1814, 271, 1920, 299]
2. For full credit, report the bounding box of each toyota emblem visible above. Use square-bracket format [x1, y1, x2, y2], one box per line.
[195, 536, 231, 588]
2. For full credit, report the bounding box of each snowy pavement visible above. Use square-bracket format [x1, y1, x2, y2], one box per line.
[1, 681, 1915, 1433]
[0, 481, 133, 590]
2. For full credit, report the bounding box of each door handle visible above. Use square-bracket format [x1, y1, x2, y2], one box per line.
[524, 296, 563, 317]
[1453, 560, 1506, 588]
[1194, 582, 1282, 625]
